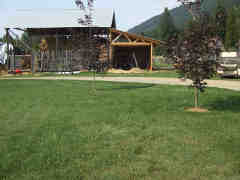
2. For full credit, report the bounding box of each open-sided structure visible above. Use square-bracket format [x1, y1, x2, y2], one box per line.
[110, 29, 161, 70]
[5, 9, 163, 72]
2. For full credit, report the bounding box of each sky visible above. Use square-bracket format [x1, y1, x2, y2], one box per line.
[0, 0, 181, 37]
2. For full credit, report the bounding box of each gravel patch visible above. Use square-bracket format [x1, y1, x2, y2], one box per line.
[1, 77, 240, 91]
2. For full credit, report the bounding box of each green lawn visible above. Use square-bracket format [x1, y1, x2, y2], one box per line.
[0, 70, 180, 78]
[97, 71, 179, 78]
[2, 70, 240, 80]
[0, 80, 240, 180]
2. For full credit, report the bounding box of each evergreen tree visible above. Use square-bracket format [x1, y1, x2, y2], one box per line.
[111, 11, 117, 29]
[159, 8, 177, 41]
[214, 0, 227, 42]
[234, 6, 240, 47]
[154, 8, 178, 55]
[225, 7, 238, 50]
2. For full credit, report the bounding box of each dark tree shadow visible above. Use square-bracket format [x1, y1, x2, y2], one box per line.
[206, 95, 240, 112]
[97, 84, 155, 91]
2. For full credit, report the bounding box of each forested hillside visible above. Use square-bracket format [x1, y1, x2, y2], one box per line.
[128, 0, 240, 35]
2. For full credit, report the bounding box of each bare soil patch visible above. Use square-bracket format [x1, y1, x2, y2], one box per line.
[185, 107, 209, 113]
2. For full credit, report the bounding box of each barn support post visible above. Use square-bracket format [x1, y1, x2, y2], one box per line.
[109, 30, 113, 69]
[55, 33, 59, 72]
[30, 34, 35, 74]
[13, 48, 16, 71]
[5, 28, 10, 71]
[107, 29, 111, 70]
[149, 43, 153, 71]
[107, 32, 110, 70]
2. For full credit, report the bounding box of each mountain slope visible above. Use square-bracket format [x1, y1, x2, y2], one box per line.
[128, 0, 240, 35]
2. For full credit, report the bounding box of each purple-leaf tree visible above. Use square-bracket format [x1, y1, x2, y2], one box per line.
[75, 0, 99, 92]
[164, 0, 222, 109]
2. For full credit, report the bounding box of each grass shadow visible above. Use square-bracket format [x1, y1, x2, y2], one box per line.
[206, 95, 240, 112]
[97, 84, 156, 91]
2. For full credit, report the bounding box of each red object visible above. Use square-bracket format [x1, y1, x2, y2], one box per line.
[15, 69, 22, 74]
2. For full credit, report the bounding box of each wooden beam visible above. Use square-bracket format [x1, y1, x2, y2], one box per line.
[55, 33, 59, 72]
[109, 30, 113, 68]
[111, 42, 151, 46]
[30, 35, 35, 73]
[132, 52, 139, 68]
[134, 38, 145, 43]
[123, 33, 132, 42]
[110, 28, 165, 45]
[149, 43, 153, 71]
[13, 48, 16, 71]
[107, 32, 111, 69]
[14, 28, 27, 32]
[5, 28, 10, 71]
[112, 34, 122, 43]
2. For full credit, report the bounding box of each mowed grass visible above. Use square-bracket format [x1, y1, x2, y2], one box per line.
[0, 80, 240, 180]
[2, 70, 240, 80]
[0, 70, 180, 78]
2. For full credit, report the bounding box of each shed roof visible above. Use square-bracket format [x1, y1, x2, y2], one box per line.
[110, 28, 165, 46]
[27, 27, 109, 36]
[5, 9, 114, 29]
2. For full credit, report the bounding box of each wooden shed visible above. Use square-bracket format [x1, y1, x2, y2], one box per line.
[110, 29, 161, 71]
[5, 9, 163, 72]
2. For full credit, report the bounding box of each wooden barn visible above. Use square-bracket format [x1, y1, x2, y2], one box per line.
[5, 9, 162, 72]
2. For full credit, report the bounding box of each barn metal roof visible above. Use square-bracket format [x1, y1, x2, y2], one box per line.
[5, 9, 114, 29]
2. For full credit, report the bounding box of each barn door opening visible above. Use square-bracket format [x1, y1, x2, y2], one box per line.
[112, 46, 150, 70]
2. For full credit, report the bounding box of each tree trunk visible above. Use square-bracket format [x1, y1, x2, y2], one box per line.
[194, 87, 199, 108]
[93, 70, 96, 91]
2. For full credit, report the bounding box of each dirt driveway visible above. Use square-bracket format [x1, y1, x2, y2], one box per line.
[2, 76, 240, 91]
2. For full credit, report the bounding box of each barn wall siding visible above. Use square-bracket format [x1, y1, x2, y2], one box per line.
[35, 33, 109, 72]
[23, 27, 159, 72]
